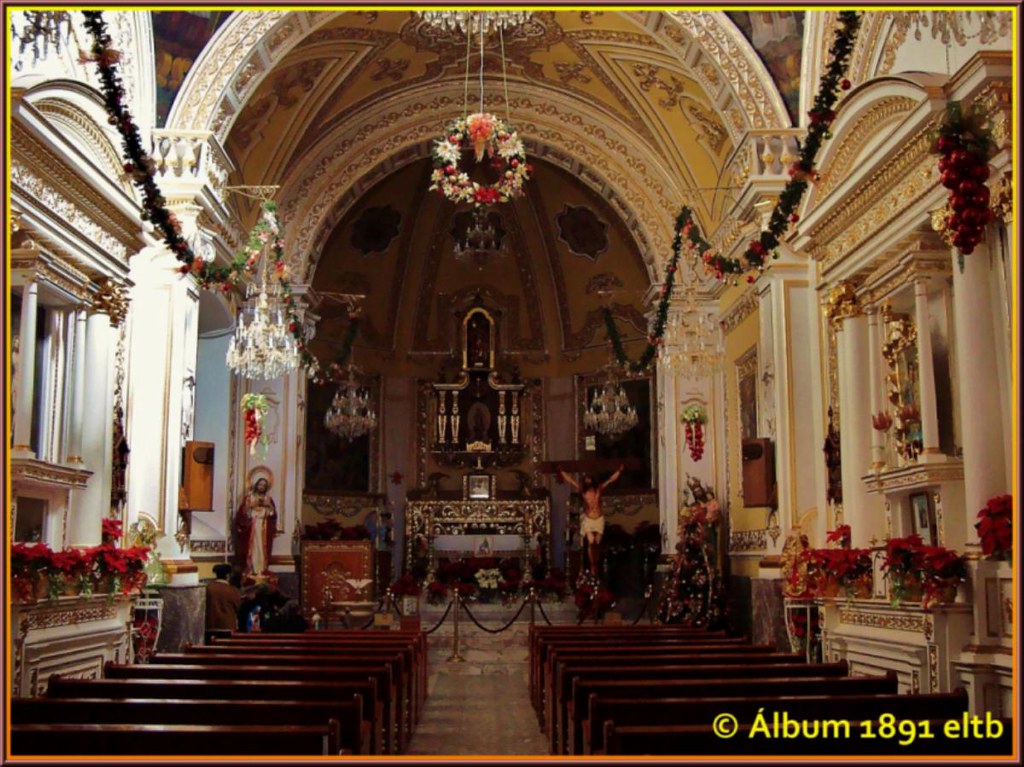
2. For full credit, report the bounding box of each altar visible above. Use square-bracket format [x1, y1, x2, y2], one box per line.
[405, 496, 550, 573]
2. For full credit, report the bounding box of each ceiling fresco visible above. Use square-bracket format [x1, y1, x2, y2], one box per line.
[725, 10, 804, 124]
[151, 10, 231, 125]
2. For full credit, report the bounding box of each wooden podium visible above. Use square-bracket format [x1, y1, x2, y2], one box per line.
[300, 540, 375, 622]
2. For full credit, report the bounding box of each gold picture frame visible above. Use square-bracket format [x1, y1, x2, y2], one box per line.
[466, 474, 493, 500]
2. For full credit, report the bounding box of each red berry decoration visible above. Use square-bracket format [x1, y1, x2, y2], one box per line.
[933, 101, 995, 269]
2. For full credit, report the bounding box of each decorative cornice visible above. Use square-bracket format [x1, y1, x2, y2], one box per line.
[15, 595, 130, 632]
[863, 461, 964, 494]
[838, 605, 929, 635]
[303, 493, 386, 519]
[10, 458, 92, 488]
[720, 288, 759, 334]
[10, 246, 94, 305]
[729, 529, 767, 552]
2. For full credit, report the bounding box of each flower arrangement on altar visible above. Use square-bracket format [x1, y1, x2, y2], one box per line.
[680, 404, 708, 461]
[806, 547, 873, 599]
[11, 537, 150, 603]
[881, 534, 968, 608]
[826, 523, 852, 549]
[429, 113, 531, 206]
[574, 574, 615, 623]
[976, 494, 1012, 560]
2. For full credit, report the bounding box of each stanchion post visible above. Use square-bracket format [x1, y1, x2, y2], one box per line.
[447, 589, 465, 663]
[529, 587, 536, 626]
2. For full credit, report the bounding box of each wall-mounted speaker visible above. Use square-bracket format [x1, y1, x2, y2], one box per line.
[181, 440, 214, 511]
[741, 438, 776, 508]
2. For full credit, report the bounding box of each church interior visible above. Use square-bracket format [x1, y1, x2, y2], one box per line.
[5, 7, 1018, 759]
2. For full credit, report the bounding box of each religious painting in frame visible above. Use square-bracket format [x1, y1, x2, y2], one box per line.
[465, 474, 493, 500]
[736, 346, 759, 441]
[910, 492, 935, 545]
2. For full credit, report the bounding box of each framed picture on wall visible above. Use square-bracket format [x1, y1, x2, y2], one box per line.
[466, 474, 492, 500]
[910, 492, 933, 542]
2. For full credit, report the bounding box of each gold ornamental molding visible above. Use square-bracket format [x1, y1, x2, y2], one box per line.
[10, 458, 92, 488]
[862, 461, 964, 494]
[720, 288, 759, 334]
[729, 528, 767, 552]
[16, 596, 130, 632]
[824, 280, 861, 326]
[838, 606, 929, 635]
[304, 493, 386, 519]
[603, 492, 658, 519]
[91, 277, 130, 327]
[859, 246, 951, 306]
[10, 247, 94, 306]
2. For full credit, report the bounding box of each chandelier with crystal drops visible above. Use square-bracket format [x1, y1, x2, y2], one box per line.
[584, 368, 639, 439]
[660, 259, 724, 379]
[324, 365, 377, 442]
[454, 208, 507, 270]
[226, 278, 299, 380]
[12, 11, 72, 70]
[419, 10, 532, 35]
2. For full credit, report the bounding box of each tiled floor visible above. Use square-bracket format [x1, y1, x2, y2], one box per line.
[404, 605, 564, 755]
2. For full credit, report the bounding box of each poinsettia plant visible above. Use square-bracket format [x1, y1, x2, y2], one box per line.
[826, 524, 852, 549]
[976, 494, 1012, 560]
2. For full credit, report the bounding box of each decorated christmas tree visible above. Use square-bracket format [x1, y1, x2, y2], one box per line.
[656, 477, 726, 628]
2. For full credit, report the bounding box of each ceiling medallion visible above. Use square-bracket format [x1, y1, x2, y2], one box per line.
[419, 11, 532, 36]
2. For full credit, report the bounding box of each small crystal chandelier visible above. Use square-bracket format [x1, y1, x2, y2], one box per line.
[584, 368, 639, 439]
[419, 10, 532, 35]
[11, 11, 72, 69]
[454, 208, 506, 270]
[226, 279, 299, 380]
[324, 366, 377, 442]
[661, 261, 724, 379]
[904, 10, 1011, 45]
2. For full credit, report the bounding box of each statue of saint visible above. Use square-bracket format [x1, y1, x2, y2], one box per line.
[236, 476, 277, 577]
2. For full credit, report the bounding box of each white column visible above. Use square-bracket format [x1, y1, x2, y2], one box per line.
[67, 310, 112, 547]
[656, 359, 680, 554]
[66, 308, 88, 464]
[951, 242, 1009, 544]
[836, 313, 882, 546]
[865, 307, 886, 469]
[12, 281, 39, 456]
[913, 279, 942, 461]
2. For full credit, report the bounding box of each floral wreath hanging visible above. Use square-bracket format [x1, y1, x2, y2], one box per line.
[241, 393, 270, 457]
[429, 112, 531, 206]
[680, 404, 708, 462]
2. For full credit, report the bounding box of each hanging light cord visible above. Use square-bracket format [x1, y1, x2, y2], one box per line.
[500, 26, 511, 123]
[478, 14, 485, 114]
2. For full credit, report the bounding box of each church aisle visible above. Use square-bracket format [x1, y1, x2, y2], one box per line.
[404, 607, 555, 755]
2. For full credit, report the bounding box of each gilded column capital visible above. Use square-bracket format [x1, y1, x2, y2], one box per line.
[91, 277, 130, 327]
[990, 172, 1012, 224]
[824, 280, 861, 326]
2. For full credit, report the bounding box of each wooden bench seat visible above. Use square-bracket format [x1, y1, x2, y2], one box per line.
[11, 722, 342, 756]
[103, 662, 392, 754]
[11, 696, 368, 755]
[184, 642, 419, 731]
[583, 689, 970, 755]
[565, 673, 898, 756]
[552, 659, 847, 753]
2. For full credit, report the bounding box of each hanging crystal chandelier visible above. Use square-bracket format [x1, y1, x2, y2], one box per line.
[453, 208, 507, 269]
[324, 366, 377, 442]
[419, 10, 532, 35]
[661, 261, 724, 379]
[226, 278, 299, 381]
[584, 369, 639, 439]
[904, 10, 1011, 46]
[11, 11, 72, 69]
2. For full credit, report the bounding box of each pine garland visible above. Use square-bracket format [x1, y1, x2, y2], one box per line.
[81, 11, 358, 386]
[602, 11, 860, 372]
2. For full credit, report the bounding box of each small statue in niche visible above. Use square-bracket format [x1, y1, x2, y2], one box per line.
[465, 311, 491, 369]
[823, 406, 842, 505]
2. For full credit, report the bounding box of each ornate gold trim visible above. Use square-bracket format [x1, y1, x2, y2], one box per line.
[10, 458, 92, 488]
[729, 529, 767, 552]
[720, 288, 759, 334]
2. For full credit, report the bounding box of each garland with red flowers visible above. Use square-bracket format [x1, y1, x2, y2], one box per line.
[81, 11, 359, 383]
[601, 11, 860, 373]
[933, 100, 995, 271]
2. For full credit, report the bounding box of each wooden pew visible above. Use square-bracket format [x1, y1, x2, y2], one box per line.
[11, 722, 341, 756]
[547, 651, 802, 743]
[535, 641, 774, 721]
[46, 676, 377, 753]
[184, 643, 418, 736]
[566, 673, 898, 757]
[552, 659, 847, 753]
[103, 662, 391, 755]
[11, 697, 368, 755]
[601, 716, 1014, 756]
[529, 628, 739, 705]
[216, 630, 427, 715]
[533, 637, 758, 716]
[556, 661, 852, 755]
[197, 638, 423, 725]
[584, 690, 970, 755]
